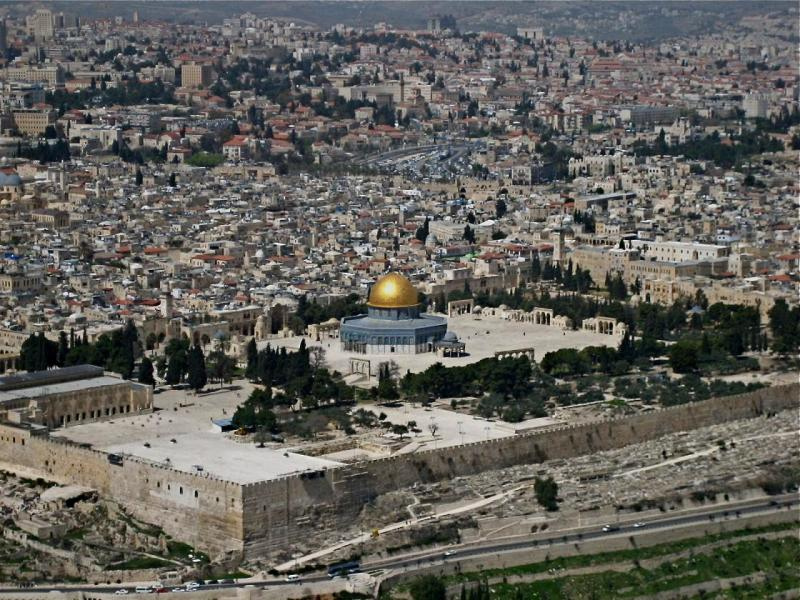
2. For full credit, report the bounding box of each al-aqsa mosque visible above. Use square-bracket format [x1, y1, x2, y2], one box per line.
[340, 272, 453, 354]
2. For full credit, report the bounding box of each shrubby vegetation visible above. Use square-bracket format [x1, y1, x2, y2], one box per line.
[632, 128, 784, 169]
[186, 152, 225, 168]
[290, 294, 367, 333]
[235, 341, 354, 434]
[20, 321, 139, 379]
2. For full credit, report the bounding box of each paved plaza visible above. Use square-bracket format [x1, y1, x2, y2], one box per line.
[55, 315, 605, 477]
[264, 314, 617, 380]
[358, 403, 559, 452]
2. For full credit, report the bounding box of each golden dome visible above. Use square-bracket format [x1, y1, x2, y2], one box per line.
[368, 272, 419, 308]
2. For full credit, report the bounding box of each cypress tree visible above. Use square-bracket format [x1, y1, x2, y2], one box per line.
[187, 345, 207, 392]
[139, 356, 156, 387]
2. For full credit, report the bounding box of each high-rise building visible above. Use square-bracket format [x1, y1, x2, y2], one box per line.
[0, 19, 7, 54]
[517, 27, 544, 42]
[181, 62, 213, 88]
[743, 93, 768, 119]
[133, 10, 139, 24]
[29, 9, 54, 42]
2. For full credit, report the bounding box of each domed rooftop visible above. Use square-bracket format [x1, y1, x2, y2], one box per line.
[0, 172, 22, 187]
[367, 272, 419, 309]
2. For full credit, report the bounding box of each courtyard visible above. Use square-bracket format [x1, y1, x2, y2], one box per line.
[264, 314, 617, 382]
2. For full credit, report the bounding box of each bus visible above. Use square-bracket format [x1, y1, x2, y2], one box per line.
[327, 560, 360, 578]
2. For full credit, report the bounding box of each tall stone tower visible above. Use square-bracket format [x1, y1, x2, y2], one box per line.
[552, 227, 565, 264]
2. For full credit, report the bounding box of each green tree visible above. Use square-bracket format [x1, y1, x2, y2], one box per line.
[534, 476, 559, 511]
[165, 349, 187, 386]
[377, 363, 399, 400]
[135, 168, 143, 185]
[768, 298, 800, 354]
[56, 331, 69, 367]
[138, 356, 156, 387]
[207, 350, 234, 387]
[20, 333, 58, 372]
[463, 224, 476, 243]
[669, 339, 698, 373]
[415, 216, 430, 242]
[408, 575, 446, 600]
[495, 198, 507, 218]
[186, 345, 207, 392]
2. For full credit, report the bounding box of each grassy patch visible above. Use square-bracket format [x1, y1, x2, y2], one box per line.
[64, 528, 86, 541]
[485, 536, 799, 599]
[453, 520, 799, 583]
[166, 540, 208, 563]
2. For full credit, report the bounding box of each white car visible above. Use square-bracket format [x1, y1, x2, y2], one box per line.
[284, 574, 300, 583]
[633, 522, 646, 528]
[185, 583, 200, 590]
[115, 590, 128, 596]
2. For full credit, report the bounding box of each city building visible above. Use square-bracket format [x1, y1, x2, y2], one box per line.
[181, 62, 213, 89]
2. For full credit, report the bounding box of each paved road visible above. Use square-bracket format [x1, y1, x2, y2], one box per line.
[365, 494, 797, 572]
[0, 495, 794, 596]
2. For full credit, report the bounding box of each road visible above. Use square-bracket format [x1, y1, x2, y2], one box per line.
[354, 142, 472, 167]
[0, 495, 794, 596]
[364, 494, 797, 572]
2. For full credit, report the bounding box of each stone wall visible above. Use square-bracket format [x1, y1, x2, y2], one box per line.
[0, 424, 244, 560]
[0, 383, 797, 561]
[237, 383, 798, 558]
[342, 383, 799, 497]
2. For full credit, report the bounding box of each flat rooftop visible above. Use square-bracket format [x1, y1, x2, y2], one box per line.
[101, 432, 342, 484]
[0, 365, 104, 391]
[0, 376, 129, 403]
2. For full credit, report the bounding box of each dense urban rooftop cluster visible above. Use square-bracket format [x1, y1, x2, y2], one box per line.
[0, 6, 796, 369]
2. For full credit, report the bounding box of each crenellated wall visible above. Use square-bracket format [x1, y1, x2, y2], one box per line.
[0, 383, 797, 561]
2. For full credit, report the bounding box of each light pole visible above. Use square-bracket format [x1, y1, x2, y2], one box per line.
[457, 421, 464, 445]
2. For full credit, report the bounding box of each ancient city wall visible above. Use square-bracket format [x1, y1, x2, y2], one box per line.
[1, 383, 798, 561]
[238, 383, 799, 558]
[344, 383, 799, 496]
[0, 425, 244, 560]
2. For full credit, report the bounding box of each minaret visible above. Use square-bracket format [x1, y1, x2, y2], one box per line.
[161, 292, 173, 319]
[552, 228, 565, 265]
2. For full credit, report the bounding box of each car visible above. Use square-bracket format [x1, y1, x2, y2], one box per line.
[633, 522, 645, 528]
[171, 588, 185, 593]
[115, 590, 129, 595]
[601, 524, 620, 532]
[284, 574, 301, 583]
[443, 550, 456, 557]
[185, 583, 200, 590]
[154, 588, 168, 594]
[134, 587, 151, 594]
